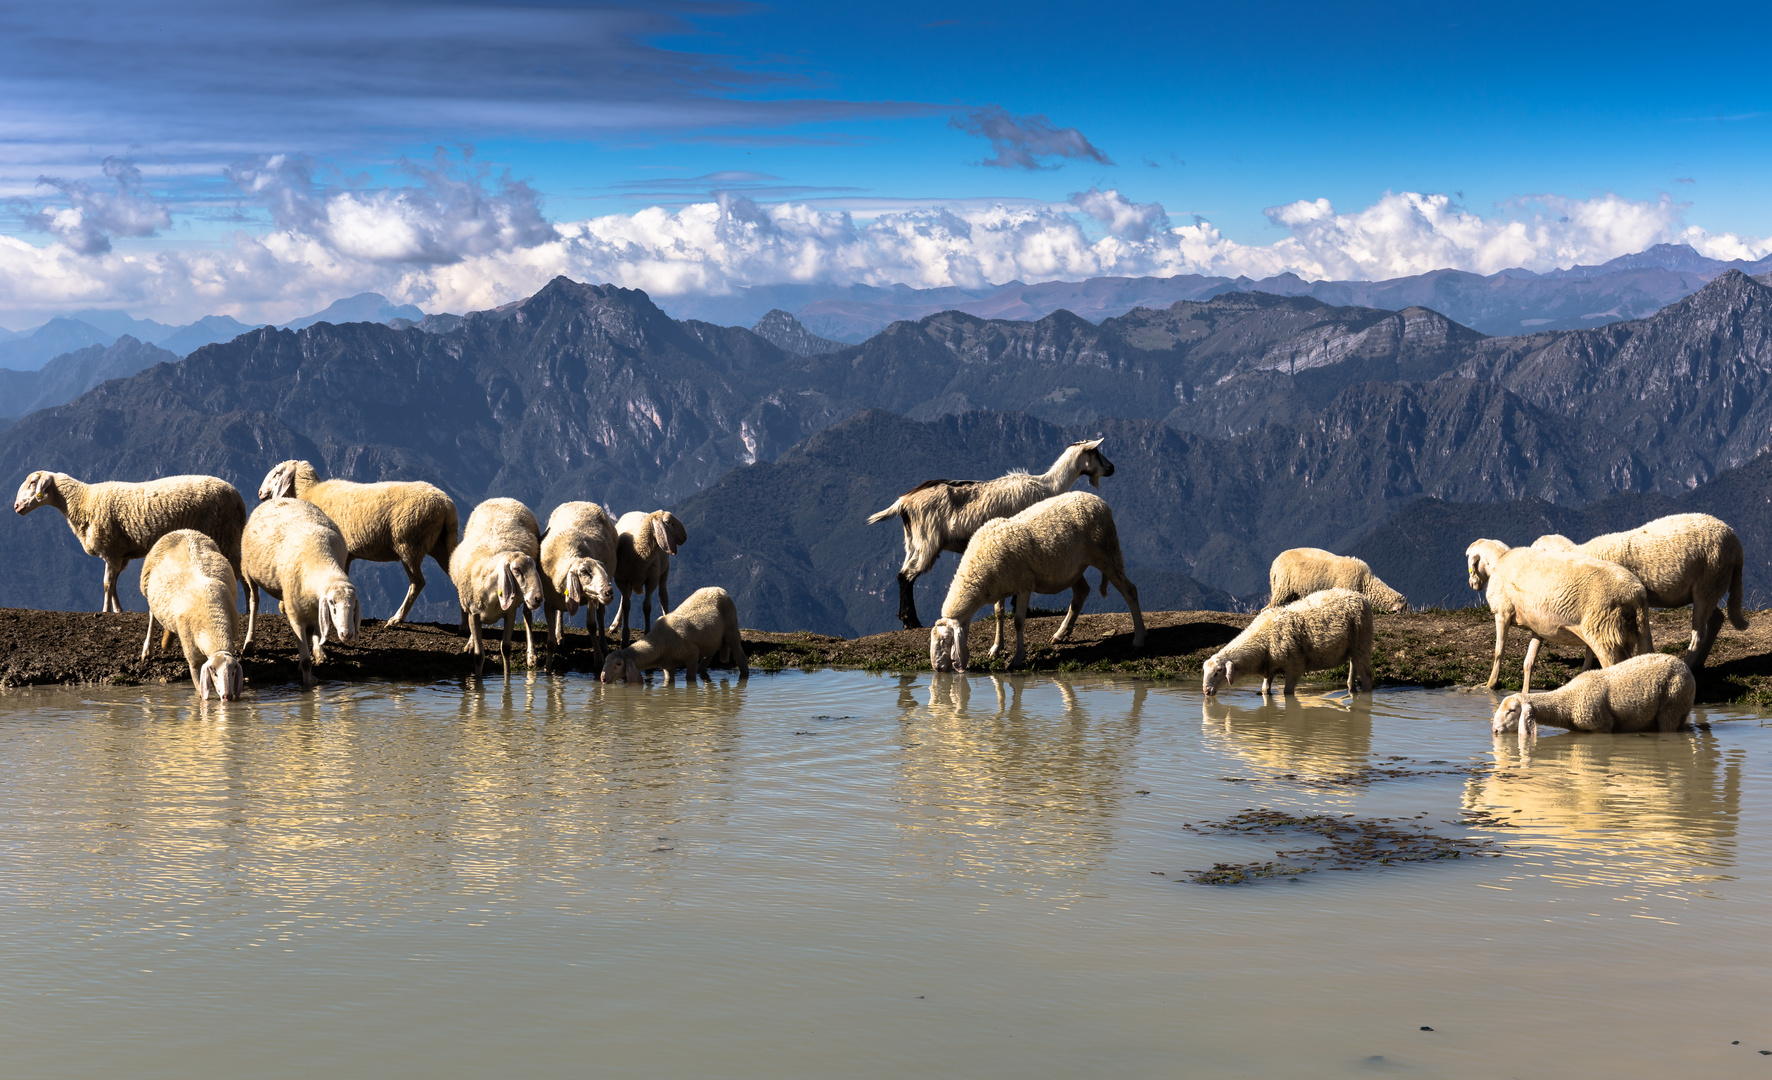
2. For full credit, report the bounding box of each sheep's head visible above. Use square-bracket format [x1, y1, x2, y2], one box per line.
[930, 617, 969, 673]
[1202, 656, 1235, 696]
[601, 650, 643, 684]
[1492, 695, 1537, 737]
[1073, 438, 1114, 489]
[1465, 540, 1507, 591]
[1532, 534, 1577, 551]
[199, 652, 244, 701]
[13, 470, 59, 515]
[319, 582, 360, 643]
[257, 460, 301, 501]
[651, 512, 686, 556]
[1379, 588, 1409, 614]
[497, 554, 546, 613]
[562, 558, 614, 614]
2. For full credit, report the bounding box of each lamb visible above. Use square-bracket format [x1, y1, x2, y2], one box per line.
[1490, 652, 1696, 738]
[449, 497, 548, 679]
[540, 501, 618, 663]
[257, 460, 457, 624]
[868, 438, 1116, 629]
[1466, 539, 1654, 693]
[601, 586, 748, 684]
[240, 498, 361, 687]
[1201, 588, 1374, 696]
[1532, 513, 1747, 669]
[610, 510, 687, 647]
[139, 529, 244, 701]
[14, 470, 247, 613]
[1267, 547, 1407, 612]
[927, 491, 1145, 673]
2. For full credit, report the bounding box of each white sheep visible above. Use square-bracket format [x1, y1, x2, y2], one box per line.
[449, 497, 547, 679]
[1268, 547, 1407, 612]
[928, 491, 1145, 673]
[140, 529, 244, 700]
[601, 586, 748, 684]
[1466, 539, 1654, 693]
[1533, 513, 1747, 669]
[869, 438, 1116, 629]
[14, 470, 247, 613]
[610, 509, 686, 647]
[1202, 588, 1374, 696]
[241, 498, 361, 687]
[258, 460, 458, 624]
[541, 501, 618, 663]
[1491, 652, 1696, 738]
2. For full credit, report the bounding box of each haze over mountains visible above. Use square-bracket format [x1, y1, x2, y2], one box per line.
[7, 245, 1772, 636]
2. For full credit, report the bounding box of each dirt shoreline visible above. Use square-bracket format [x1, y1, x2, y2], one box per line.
[3, 606, 1771, 707]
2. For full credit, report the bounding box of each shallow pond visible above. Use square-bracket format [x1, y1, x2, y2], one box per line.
[0, 672, 1768, 1078]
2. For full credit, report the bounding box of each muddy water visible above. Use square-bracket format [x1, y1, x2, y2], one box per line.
[0, 672, 1768, 1079]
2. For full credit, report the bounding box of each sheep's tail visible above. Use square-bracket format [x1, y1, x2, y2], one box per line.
[1728, 552, 1749, 630]
[866, 498, 904, 526]
[433, 498, 461, 573]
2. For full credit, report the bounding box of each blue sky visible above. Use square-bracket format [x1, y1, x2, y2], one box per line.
[1, 0, 1768, 324]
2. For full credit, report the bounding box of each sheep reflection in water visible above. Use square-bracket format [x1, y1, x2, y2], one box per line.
[1200, 693, 1374, 777]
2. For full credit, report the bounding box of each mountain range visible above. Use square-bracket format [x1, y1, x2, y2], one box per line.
[7, 261, 1772, 636]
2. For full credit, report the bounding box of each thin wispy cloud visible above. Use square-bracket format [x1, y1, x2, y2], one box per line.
[950, 106, 1114, 170]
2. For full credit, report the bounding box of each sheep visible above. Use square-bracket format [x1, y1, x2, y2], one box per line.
[257, 460, 457, 624]
[14, 470, 246, 613]
[601, 586, 748, 684]
[1532, 513, 1747, 669]
[610, 510, 687, 647]
[240, 498, 360, 687]
[927, 491, 1145, 673]
[1466, 539, 1654, 693]
[139, 529, 244, 700]
[1267, 547, 1407, 612]
[1491, 652, 1696, 738]
[1201, 588, 1374, 697]
[449, 497, 547, 679]
[540, 501, 618, 664]
[868, 438, 1116, 629]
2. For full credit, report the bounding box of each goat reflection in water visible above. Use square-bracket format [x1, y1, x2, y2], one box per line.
[1470, 727, 1744, 878]
[1200, 693, 1374, 777]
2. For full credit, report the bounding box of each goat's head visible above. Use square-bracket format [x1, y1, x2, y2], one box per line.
[930, 617, 969, 673]
[13, 470, 60, 515]
[1491, 695, 1537, 738]
[1070, 438, 1114, 489]
[319, 581, 361, 643]
[1202, 656, 1234, 696]
[601, 649, 643, 684]
[257, 460, 302, 501]
[199, 652, 245, 701]
[1465, 539, 1507, 591]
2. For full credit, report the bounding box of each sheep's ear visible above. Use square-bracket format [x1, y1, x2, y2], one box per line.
[227, 662, 243, 700]
[566, 568, 584, 605]
[1223, 661, 1235, 684]
[653, 517, 680, 555]
[198, 659, 214, 700]
[626, 659, 641, 683]
[498, 560, 517, 609]
[318, 596, 335, 643]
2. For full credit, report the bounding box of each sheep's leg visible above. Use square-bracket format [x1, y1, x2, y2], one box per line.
[1103, 570, 1146, 649]
[161, 628, 174, 652]
[242, 581, 259, 652]
[312, 630, 327, 666]
[1580, 647, 1598, 673]
[521, 607, 536, 667]
[1260, 672, 1273, 696]
[1487, 616, 1508, 689]
[1284, 666, 1301, 695]
[612, 589, 633, 647]
[102, 558, 125, 613]
[390, 552, 425, 624]
[988, 599, 1008, 660]
[657, 575, 671, 618]
[1689, 606, 1725, 669]
[1010, 591, 1030, 668]
[591, 602, 607, 671]
[293, 618, 317, 688]
[499, 613, 514, 683]
[642, 585, 655, 633]
[1521, 637, 1542, 694]
[1052, 579, 1088, 643]
[140, 612, 156, 662]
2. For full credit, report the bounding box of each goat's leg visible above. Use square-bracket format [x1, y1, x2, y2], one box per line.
[895, 542, 941, 630]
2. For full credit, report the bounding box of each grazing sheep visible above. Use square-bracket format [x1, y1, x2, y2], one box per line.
[257, 460, 457, 624]
[450, 498, 547, 679]
[1267, 547, 1407, 612]
[610, 510, 686, 647]
[1491, 652, 1696, 737]
[1466, 539, 1654, 693]
[601, 586, 747, 684]
[868, 438, 1116, 629]
[1533, 513, 1747, 669]
[1202, 588, 1374, 697]
[541, 501, 619, 664]
[14, 470, 246, 613]
[140, 529, 243, 701]
[241, 498, 360, 687]
[928, 491, 1145, 673]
